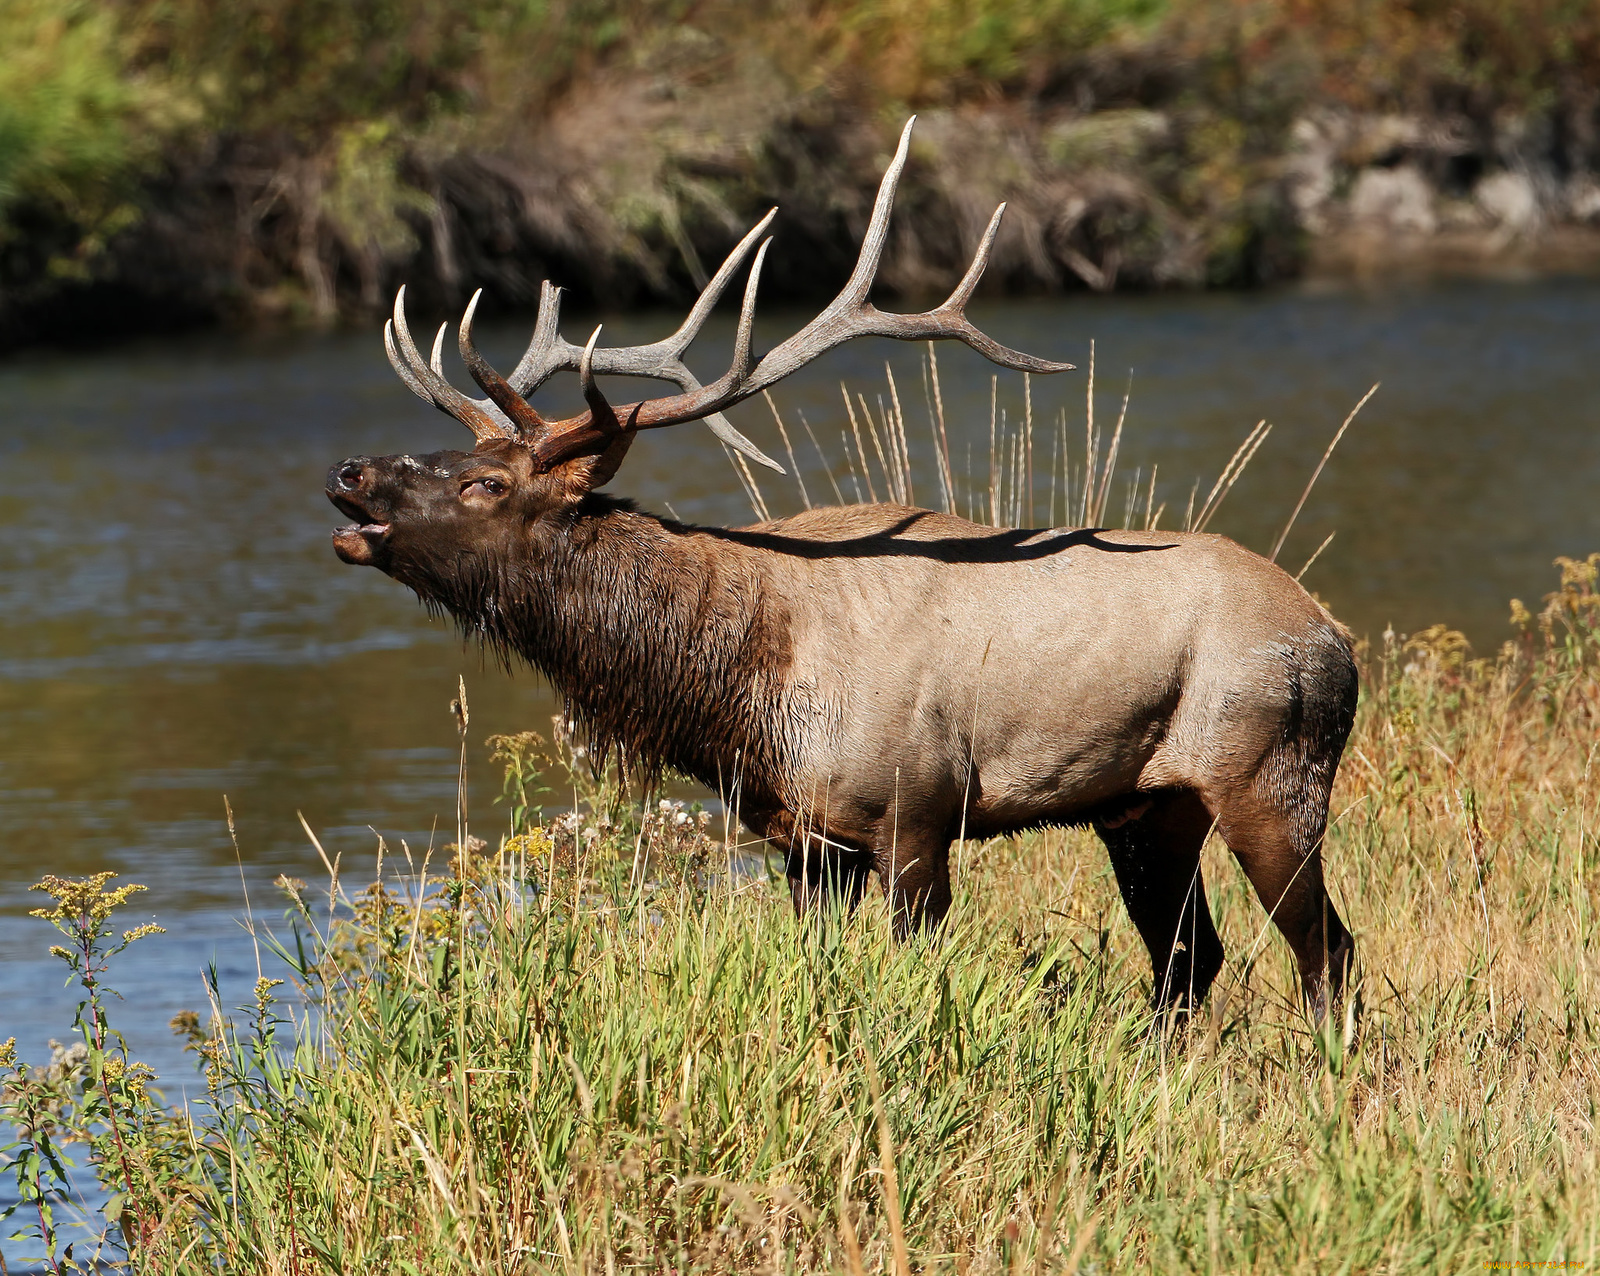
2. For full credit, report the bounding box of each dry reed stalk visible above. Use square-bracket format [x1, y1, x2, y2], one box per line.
[863, 1046, 911, 1276]
[800, 409, 846, 506]
[924, 345, 955, 516]
[1296, 530, 1337, 581]
[1081, 340, 1096, 526]
[885, 363, 914, 507]
[1090, 371, 1132, 526]
[842, 385, 878, 504]
[765, 390, 812, 511]
[988, 374, 1000, 527]
[1192, 419, 1271, 533]
[1024, 371, 1034, 523]
[1270, 383, 1379, 563]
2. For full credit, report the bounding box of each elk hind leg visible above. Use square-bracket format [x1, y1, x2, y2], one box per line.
[1212, 770, 1353, 1019]
[1094, 789, 1226, 1011]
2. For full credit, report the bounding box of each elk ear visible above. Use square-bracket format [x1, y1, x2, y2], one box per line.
[550, 430, 635, 499]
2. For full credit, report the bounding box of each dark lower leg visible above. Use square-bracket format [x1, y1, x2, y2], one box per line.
[1098, 791, 1226, 1010]
[1216, 790, 1354, 1018]
[877, 835, 952, 938]
[786, 843, 874, 918]
[1283, 891, 1353, 1019]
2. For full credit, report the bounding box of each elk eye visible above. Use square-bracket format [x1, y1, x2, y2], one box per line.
[466, 477, 508, 497]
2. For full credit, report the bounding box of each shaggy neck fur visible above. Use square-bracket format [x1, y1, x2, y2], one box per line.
[403, 494, 795, 804]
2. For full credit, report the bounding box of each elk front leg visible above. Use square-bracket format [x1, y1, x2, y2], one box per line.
[782, 832, 875, 919]
[875, 829, 953, 938]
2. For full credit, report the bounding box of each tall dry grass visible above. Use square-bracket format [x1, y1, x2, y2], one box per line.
[3, 374, 1597, 1272]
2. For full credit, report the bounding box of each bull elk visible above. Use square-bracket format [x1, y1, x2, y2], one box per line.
[326, 119, 1356, 1014]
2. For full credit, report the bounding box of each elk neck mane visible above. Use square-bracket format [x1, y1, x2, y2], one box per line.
[411, 493, 797, 798]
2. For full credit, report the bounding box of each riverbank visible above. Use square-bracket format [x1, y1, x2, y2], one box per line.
[4, 0, 1600, 349]
[5, 555, 1599, 1272]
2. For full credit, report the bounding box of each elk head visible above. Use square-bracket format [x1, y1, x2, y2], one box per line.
[327, 117, 1073, 601]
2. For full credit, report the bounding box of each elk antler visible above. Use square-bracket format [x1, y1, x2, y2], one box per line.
[385, 116, 1074, 479]
[386, 213, 785, 468]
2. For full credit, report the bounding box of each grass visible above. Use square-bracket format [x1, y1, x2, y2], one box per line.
[3, 369, 1598, 1272]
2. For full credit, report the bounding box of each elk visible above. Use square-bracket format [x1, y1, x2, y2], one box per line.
[326, 119, 1356, 1015]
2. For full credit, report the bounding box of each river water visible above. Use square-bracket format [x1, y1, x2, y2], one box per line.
[1, 278, 1598, 1254]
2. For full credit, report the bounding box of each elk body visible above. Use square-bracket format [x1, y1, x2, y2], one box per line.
[326, 121, 1356, 1013]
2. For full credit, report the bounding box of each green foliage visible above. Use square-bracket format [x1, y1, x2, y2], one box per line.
[3, 0, 1600, 324]
[0, 0, 174, 276]
[323, 120, 437, 260]
[1255, 0, 1600, 115]
[813, 0, 1170, 99]
[130, 0, 485, 134]
[1, 874, 195, 1269]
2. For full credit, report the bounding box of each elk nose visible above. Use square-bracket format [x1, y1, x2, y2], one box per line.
[334, 461, 367, 491]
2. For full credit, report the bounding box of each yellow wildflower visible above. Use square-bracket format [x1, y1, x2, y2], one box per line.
[254, 977, 285, 1008]
[28, 873, 148, 927]
[504, 830, 553, 860]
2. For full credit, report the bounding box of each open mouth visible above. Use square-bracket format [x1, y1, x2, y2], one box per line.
[335, 519, 390, 538]
[329, 491, 381, 525]
[331, 520, 389, 565]
[328, 492, 390, 564]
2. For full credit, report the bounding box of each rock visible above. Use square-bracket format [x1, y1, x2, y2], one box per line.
[1285, 112, 1348, 233]
[1475, 170, 1540, 234]
[1348, 165, 1437, 235]
[1346, 115, 1428, 167]
[1566, 176, 1600, 224]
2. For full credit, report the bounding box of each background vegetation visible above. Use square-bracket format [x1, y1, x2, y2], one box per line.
[2, 0, 1600, 345]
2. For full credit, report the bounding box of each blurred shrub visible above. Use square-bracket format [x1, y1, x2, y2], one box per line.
[0, 0, 178, 280]
[3, 0, 1600, 335]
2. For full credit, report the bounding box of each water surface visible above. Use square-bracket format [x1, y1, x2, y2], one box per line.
[1, 275, 1597, 1108]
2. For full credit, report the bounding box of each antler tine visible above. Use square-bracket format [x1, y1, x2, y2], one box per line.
[507, 281, 578, 396]
[660, 207, 778, 358]
[914, 202, 1077, 374]
[509, 208, 780, 400]
[458, 288, 550, 439]
[594, 238, 770, 435]
[526, 117, 1072, 473]
[740, 127, 1073, 384]
[385, 319, 436, 407]
[728, 237, 772, 382]
[552, 216, 780, 475]
[429, 321, 450, 378]
[502, 225, 785, 471]
[578, 326, 623, 434]
[943, 203, 1006, 312]
[836, 115, 917, 309]
[388, 287, 516, 442]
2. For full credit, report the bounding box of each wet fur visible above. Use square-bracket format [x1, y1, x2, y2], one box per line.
[401, 493, 799, 804]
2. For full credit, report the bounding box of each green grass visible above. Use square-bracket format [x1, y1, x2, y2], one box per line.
[5, 547, 1600, 1272]
[0, 0, 172, 286]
